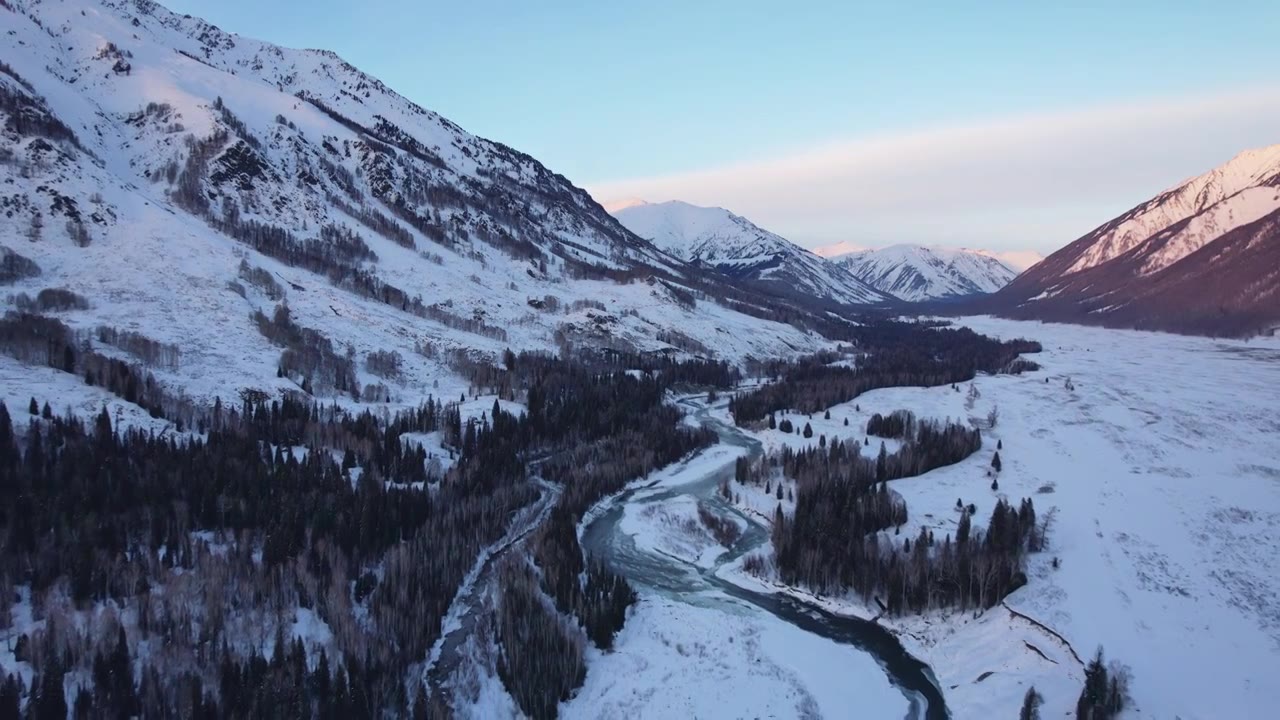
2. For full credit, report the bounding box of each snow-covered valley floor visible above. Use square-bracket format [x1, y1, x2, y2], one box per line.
[560, 318, 1280, 719]
[712, 317, 1280, 718]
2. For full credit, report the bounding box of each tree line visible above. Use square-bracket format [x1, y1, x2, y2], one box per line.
[729, 321, 1041, 424]
[737, 411, 1045, 615]
[0, 345, 737, 717]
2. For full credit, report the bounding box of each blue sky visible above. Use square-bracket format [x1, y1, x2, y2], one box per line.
[167, 1, 1280, 253]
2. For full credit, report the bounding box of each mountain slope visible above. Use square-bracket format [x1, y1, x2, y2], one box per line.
[612, 201, 891, 305]
[0, 0, 845, 411]
[985, 145, 1280, 336]
[832, 245, 1020, 302]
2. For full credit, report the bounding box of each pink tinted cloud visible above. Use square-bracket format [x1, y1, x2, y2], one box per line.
[588, 87, 1280, 253]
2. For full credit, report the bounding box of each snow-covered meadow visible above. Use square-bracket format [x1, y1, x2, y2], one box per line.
[719, 317, 1280, 718]
[563, 593, 910, 720]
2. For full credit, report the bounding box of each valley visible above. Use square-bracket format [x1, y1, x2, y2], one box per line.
[567, 319, 1280, 719]
[0, 1, 1276, 718]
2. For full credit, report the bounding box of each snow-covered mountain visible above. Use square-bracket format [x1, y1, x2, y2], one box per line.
[0, 0, 851, 409]
[972, 248, 1043, 273]
[830, 245, 1021, 302]
[987, 145, 1280, 336]
[612, 201, 892, 305]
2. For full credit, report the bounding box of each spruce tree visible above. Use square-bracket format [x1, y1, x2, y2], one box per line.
[1019, 686, 1043, 720]
[0, 402, 14, 472]
[33, 662, 67, 720]
[0, 675, 19, 720]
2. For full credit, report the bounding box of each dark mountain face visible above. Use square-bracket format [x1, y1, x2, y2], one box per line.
[976, 147, 1280, 337]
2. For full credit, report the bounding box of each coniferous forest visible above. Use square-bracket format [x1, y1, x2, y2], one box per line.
[728, 322, 1040, 424]
[0, 339, 734, 718]
[737, 415, 1041, 614]
[729, 323, 1046, 616]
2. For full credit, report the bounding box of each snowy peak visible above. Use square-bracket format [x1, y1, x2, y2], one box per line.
[968, 248, 1043, 273]
[831, 245, 1020, 302]
[613, 201, 892, 305]
[0, 0, 857, 414]
[600, 197, 649, 213]
[812, 241, 868, 258]
[1064, 143, 1280, 275]
[988, 144, 1280, 336]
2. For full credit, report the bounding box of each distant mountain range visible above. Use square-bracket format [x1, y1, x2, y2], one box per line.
[814, 243, 1043, 273]
[611, 201, 892, 305]
[828, 245, 1021, 303]
[981, 145, 1280, 336]
[611, 200, 1024, 303]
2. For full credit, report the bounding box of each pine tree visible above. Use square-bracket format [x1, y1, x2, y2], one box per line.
[1077, 647, 1111, 719]
[0, 675, 19, 720]
[957, 510, 971, 545]
[824, 409, 831, 420]
[33, 661, 67, 720]
[28, 397, 38, 415]
[991, 451, 1002, 473]
[1019, 686, 1043, 720]
[0, 402, 14, 473]
[997, 439, 1003, 450]
[802, 422, 813, 439]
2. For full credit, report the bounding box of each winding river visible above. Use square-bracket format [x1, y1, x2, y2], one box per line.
[580, 398, 950, 720]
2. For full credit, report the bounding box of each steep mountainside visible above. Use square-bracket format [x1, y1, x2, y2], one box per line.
[832, 245, 1020, 302]
[0, 0, 846, 410]
[612, 200, 891, 305]
[984, 146, 1280, 336]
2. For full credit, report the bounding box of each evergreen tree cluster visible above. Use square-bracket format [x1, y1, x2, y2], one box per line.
[494, 557, 586, 720]
[1076, 647, 1131, 720]
[866, 409, 916, 439]
[737, 411, 1042, 615]
[728, 322, 1041, 424]
[0, 390, 529, 716]
[0, 345, 736, 716]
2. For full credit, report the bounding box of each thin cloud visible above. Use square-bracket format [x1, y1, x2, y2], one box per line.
[588, 87, 1280, 253]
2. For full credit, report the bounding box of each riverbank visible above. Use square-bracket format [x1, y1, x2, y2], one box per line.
[568, 397, 947, 719]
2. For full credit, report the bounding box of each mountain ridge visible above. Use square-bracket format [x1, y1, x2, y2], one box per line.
[0, 0, 851, 414]
[829, 244, 1021, 302]
[979, 144, 1280, 336]
[612, 200, 893, 306]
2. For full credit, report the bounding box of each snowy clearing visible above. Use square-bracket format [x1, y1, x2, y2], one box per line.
[720, 316, 1280, 719]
